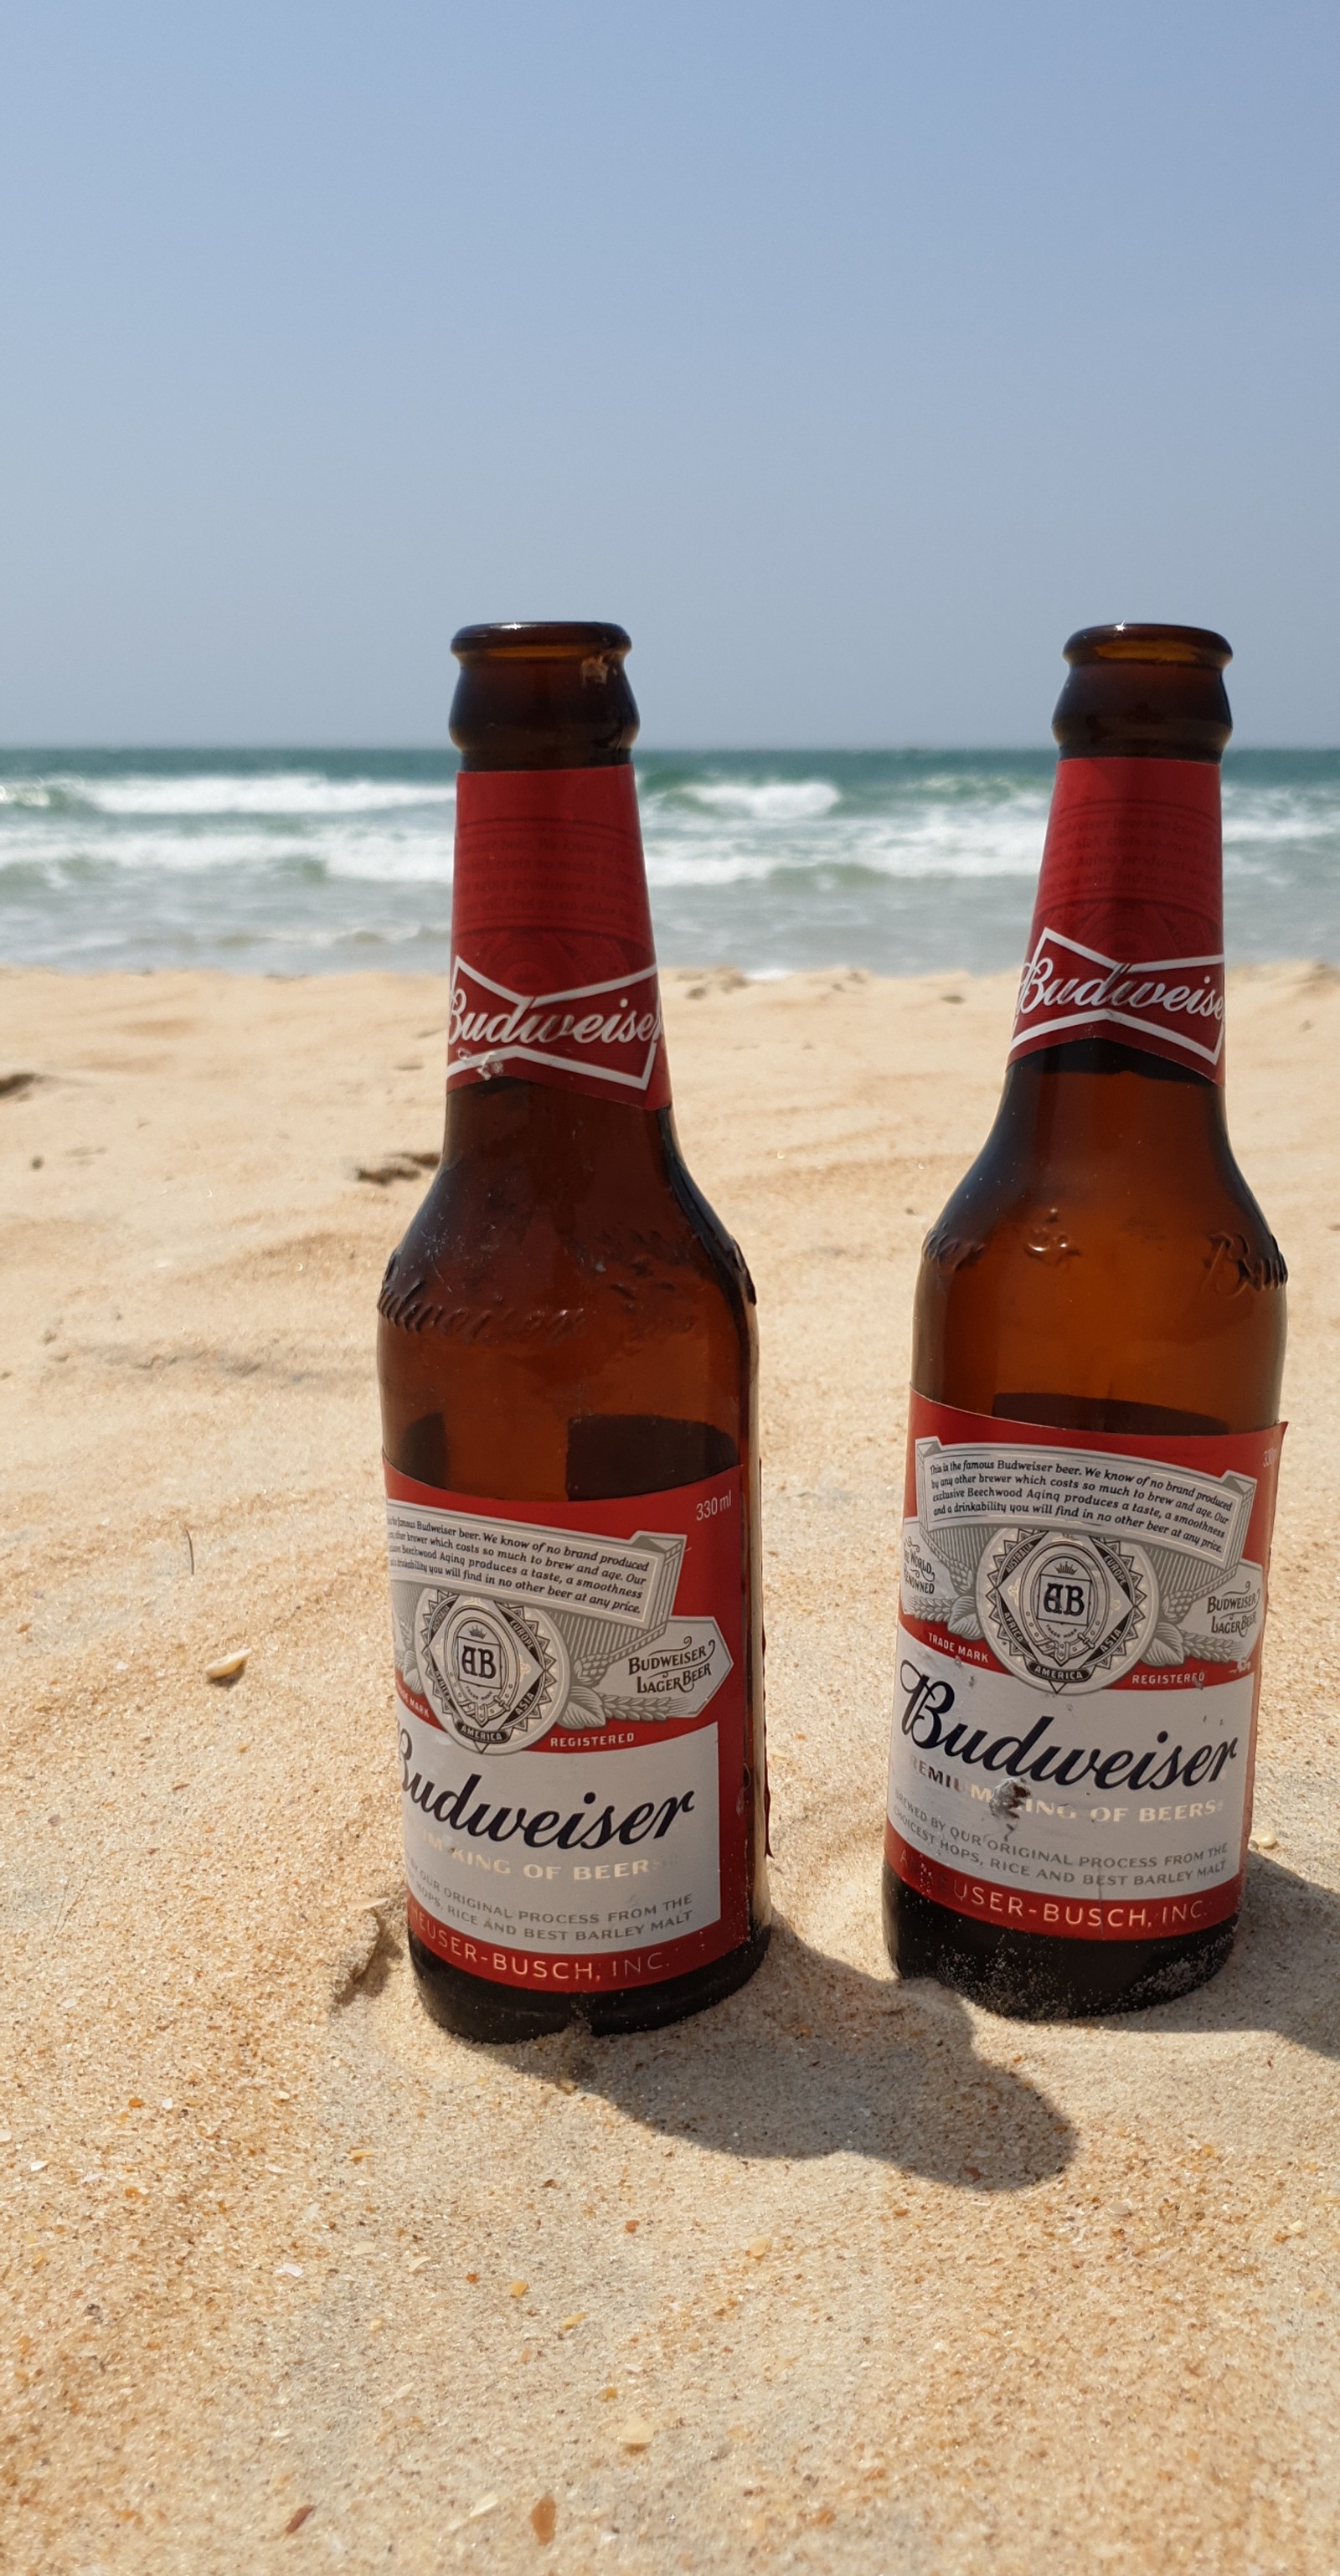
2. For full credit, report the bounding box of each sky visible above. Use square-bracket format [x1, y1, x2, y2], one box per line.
[2, 1, 1337, 746]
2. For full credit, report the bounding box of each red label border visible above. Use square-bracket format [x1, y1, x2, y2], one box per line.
[407, 1893, 730, 1989]
[886, 1826, 1243, 1943]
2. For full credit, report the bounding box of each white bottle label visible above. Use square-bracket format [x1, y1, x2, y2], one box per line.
[886, 1397, 1283, 1943]
[385, 1463, 750, 1992]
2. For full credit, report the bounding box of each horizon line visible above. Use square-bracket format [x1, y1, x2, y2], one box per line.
[2, 739, 1337, 758]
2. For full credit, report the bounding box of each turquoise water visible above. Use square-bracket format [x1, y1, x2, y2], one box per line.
[1, 748, 1337, 977]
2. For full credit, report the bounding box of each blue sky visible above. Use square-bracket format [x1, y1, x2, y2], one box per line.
[2, 1, 1337, 744]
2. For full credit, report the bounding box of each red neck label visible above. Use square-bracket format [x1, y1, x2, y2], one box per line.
[448, 766, 671, 1108]
[1009, 757, 1225, 1081]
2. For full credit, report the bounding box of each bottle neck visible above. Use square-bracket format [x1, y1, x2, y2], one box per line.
[441, 1063, 673, 1177]
[996, 1033, 1229, 1166]
[1009, 755, 1226, 1086]
[446, 764, 671, 1115]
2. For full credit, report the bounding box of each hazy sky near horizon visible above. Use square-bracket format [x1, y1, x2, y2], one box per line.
[3, 2, 1338, 745]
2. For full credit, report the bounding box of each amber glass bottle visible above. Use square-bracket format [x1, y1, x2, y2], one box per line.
[379, 622, 769, 2042]
[883, 624, 1286, 2017]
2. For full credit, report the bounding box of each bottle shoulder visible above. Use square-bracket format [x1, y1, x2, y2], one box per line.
[925, 1064, 1285, 1274]
[375, 1102, 756, 1495]
[912, 1071, 1287, 1431]
[378, 1113, 751, 1346]
[925, 1127, 1286, 1283]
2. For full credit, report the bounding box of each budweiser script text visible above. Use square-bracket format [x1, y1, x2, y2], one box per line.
[1013, 936, 1224, 1049]
[400, 1732, 698, 1854]
[899, 1660, 1240, 1798]
[449, 989, 662, 1056]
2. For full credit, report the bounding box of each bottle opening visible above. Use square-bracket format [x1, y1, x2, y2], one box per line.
[1063, 623, 1231, 672]
[1054, 622, 1232, 760]
[451, 621, 632, 664]
[449, 621, 639, 769]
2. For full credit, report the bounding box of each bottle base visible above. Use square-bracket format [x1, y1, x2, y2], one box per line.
[408, 1918, 771, 2043]
[884, 1868, 1236, 2020]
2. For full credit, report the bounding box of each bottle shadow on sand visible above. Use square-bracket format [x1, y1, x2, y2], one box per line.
[481, 1917, 1077, 2192]
[1124, 1848, 1340, 2060]
[463, 1853, 1340, 2187]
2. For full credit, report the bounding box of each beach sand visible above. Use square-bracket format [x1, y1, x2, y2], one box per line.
[3, 959, 1340, 2575]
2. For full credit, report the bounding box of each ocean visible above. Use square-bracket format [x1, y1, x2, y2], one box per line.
[2, 748, 1338, 980]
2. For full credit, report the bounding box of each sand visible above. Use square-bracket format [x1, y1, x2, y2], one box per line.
[3, 958, 1340, 2576]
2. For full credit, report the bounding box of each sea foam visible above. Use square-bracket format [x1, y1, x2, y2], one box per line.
[1, 748, 1337, 977]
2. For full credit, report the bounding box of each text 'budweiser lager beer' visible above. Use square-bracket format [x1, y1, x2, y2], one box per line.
[884, 623, 1286, 2017]
[378, 621, 770, 2041]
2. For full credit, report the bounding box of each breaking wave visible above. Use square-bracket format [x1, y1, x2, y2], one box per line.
[1, 746, 1337, 976]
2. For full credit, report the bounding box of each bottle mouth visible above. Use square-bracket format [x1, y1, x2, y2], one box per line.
[451, 621, 631, 663]
[1064, 622, 1231, 672]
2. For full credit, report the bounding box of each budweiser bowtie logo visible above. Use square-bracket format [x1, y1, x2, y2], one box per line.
[447, 955, 667, 1097]
[1009, 926, 1225, 1074]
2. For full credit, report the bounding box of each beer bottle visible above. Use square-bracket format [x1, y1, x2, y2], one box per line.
[378, 621, 770, 2041]
[884, 623, 1286, 2016]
